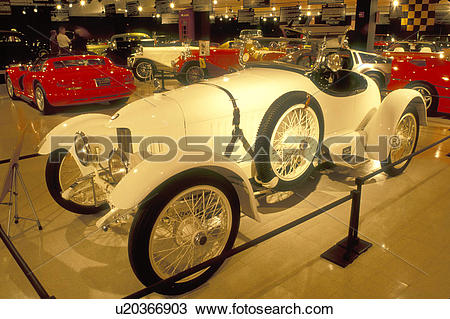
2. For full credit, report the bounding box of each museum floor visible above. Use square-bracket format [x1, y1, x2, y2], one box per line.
[0, 79, 449, 299]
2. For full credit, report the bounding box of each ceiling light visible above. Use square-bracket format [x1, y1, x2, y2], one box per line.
[156, 13, 161, 18]
[56, 4, 62, 9]
[80, 0, 86, 6]
[307, 11, 311, 16]
[34, 7, 38, 12]
[263, 17, 267, 21]
[219, 17, 222, 21]
[298, 6, 301, 10]
[138, 6, 143, 12]
[213, 0, 218, 4]
[224, 14, 228, 18]
[393, 0, 399, 7]
[22, 10, 26, 14]
[272, 6, 276, 11]
[274, 17, 277, 21]
[69, 3, 72, 8]
[170, 2, 175, 9]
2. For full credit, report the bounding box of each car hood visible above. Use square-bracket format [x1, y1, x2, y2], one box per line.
[106, 93, 186, 139]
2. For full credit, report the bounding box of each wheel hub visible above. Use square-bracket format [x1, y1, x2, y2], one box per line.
[174, 216, 203, 246]
[193, 231, 207, 246]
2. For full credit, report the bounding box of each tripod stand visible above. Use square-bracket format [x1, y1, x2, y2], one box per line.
[1, 162, 42, 236]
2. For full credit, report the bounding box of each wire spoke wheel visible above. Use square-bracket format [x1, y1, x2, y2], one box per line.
[390, 113, 417, 169]
[58, 152, 107, 207]
[149, 185, 232, 282]
[136, 61, 153, 80]
[270, 104, 320, 181]
[186, 66, 204, 84]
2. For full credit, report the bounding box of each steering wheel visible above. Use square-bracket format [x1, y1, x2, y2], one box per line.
[320, 52, 343, 84]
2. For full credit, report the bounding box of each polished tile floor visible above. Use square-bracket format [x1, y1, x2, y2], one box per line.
[0, 80, 449, 299]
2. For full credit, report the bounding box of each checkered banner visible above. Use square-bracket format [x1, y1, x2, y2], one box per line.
[400, 0, 438, 32]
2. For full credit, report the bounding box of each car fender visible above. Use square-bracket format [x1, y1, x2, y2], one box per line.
[364, 89, 427, 161]
[38, 113, 114, 154]
[108, 152, 261, 222]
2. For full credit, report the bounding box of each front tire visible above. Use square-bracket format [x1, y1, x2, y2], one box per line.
[34, 83, 53, 114]
[46, 148, 108, 214]
[128, 170, 240, 295]
[6, 75, 18, 100]
[133, 59, 156, 82]
[254, 92, 324, 189]
[381, 104, 420, 176]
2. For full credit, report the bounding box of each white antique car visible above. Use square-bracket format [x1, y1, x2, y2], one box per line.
[38, 46, 427, 295]
[127, 41, 198, 81]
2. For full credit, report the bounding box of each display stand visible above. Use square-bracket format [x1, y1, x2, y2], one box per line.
[1, 162, 42, 236]
[320, 188, 372, 267]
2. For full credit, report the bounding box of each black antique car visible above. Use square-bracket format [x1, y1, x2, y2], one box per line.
[0, 30, 36, 79]
[104, 32, 151, 67]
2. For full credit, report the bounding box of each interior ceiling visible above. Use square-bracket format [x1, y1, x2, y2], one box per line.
[15, 0, 449, 17]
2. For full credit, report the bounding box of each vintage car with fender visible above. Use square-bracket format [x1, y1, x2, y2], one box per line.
[37, 43, 427, 295]
[127, 41, 199, 81]
[388, 53, 450, 114]
[173, 40, 286, 85]
[6, 55, 136, 114]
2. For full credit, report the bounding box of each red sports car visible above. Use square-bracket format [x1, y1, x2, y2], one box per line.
[172, 43, 286, 85]
[6, 55, 136, 114]
[374, 34, 394, 52]
[388, 54, 450, 114]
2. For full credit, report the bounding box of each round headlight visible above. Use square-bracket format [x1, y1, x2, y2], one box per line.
[74, 132, 93, 166]
[108, 150, 128, 183]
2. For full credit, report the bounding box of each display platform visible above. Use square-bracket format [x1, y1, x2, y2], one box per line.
[0, 80, 448, 298]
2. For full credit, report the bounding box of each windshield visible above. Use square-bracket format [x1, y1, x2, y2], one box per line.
[53, 58, 106, 68]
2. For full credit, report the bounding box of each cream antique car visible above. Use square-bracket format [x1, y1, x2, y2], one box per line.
[127, 40, 198, 81]
[38, 41, 427, 295]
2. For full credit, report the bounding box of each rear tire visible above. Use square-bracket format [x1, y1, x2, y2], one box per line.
[128, 170, 240, 295]
[407, 81, 438, 113]
[180, 61, 206, 85]
[381, 104, 420, 176]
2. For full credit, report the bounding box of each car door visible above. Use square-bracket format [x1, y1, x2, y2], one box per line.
[22, 59, 46, 98]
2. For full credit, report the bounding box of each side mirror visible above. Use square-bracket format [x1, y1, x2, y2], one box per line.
[326, 53, 343, 72]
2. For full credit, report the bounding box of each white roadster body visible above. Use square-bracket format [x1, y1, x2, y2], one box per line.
[38, 59, 427, 293]
[39, 63, 426, 222]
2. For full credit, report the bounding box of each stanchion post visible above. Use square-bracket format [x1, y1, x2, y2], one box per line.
[321, 187, 372, 267]
[161, 70, 166, 91]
